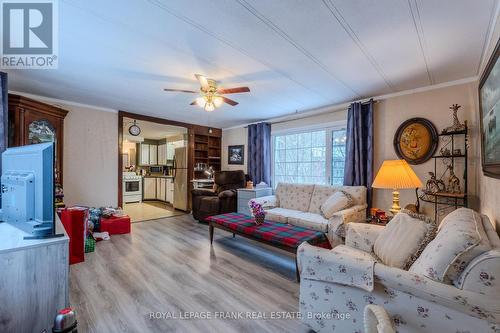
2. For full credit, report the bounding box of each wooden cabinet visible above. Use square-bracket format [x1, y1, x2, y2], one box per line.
[8, 94, 68, 185]
[143, 177, 156, 200]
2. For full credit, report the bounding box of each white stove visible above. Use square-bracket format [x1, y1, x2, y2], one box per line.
[123, 172, 142, 203]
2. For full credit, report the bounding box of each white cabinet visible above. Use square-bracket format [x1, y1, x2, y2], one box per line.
[156, 178, 166, 201]
[158, 144, 168, 165]
[149, 145, 158, 165]
[143, 177, 156, 200]
[166, 143, 175, 160]
[166, 178, 174, 203]
[140, 144, 150, 165]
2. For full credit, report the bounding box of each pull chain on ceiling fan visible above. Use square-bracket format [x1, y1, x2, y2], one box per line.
[163, 74, 250, 112]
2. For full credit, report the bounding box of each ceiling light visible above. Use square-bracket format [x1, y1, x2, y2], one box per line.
[205, 103, 215, 112]
[195, 96, 206, 108]
[213, 96, 223, 107]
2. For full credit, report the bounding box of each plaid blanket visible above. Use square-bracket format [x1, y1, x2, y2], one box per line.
[207, 212, 331, 249]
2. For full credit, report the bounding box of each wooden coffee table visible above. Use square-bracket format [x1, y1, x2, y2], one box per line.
[207, 212, 331, 281]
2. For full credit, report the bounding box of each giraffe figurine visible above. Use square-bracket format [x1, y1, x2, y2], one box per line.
[443, 104, 466, 133]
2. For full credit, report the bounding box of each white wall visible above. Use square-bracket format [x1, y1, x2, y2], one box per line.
[63, 104, 118, 207]
[222, 127, 248, 173]
[373, 82, 478, 219]
[476, 17, 500, 230]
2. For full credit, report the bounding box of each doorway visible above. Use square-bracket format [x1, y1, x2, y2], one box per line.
[118, 111, 192, 222]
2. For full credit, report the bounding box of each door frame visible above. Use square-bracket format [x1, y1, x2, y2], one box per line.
[118, 111, 195, 209]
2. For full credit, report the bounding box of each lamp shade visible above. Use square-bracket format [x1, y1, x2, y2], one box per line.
[372, 159, 423, 189]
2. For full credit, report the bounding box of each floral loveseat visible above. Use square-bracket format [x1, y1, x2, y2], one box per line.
[297, 208, 500, 333]
[252, 183, 367, 246]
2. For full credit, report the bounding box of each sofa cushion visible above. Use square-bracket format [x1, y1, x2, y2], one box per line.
[374, 210, 436, 269]
[275, 183, 314, 212]
[265, 208, 303, 224]
[288, 212, 329, 232]
[308, 185, 338, 214]
[456, 250, 500, 296]
[341, 186, 367, 206]
[409, 208, 491, 283]
[320, 191, 353, 219]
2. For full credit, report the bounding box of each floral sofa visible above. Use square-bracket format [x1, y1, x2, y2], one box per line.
[252, 183, 367, 246]
[297, 208, 500, 333]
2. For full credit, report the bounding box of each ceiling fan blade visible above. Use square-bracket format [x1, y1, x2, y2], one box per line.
[194, 74, 209, 90]
[163, 88, 197, 93]
[189, 100, 197, 105]
[221, 96, 239, 106]
[217, 87, 250, 94]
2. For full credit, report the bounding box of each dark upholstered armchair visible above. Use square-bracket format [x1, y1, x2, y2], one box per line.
[191, 170, 246, 222]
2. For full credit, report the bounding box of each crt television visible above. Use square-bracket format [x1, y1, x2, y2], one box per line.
[0, 142, 60, 238]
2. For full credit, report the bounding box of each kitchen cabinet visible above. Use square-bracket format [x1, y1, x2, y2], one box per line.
[158, 144, 168, 165]
[156, 178, 166, 201]
[167, 143, 175, 160]
[166, 178, 174, 203]
[143, 177, 156, 200]
[140, 144, 149, 165]
[149, 145, 158, 165]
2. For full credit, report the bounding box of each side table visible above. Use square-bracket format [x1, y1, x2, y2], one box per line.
[237, 187, 272, 216]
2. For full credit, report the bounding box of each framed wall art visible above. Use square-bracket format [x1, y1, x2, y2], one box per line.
[393, 117, 438, 164]
[228, 145, 244, 165]
[479, 37, 500, 179]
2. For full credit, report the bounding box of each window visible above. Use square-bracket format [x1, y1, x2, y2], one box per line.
[272, 126, 347, 187]
[331, 129, 347, 185]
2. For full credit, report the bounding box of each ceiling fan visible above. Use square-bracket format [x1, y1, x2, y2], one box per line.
[164, 74, 250, 112]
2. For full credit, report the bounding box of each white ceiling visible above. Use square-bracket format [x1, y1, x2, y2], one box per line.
[123, 117, 186, 140]
[5, 0, 498, 128]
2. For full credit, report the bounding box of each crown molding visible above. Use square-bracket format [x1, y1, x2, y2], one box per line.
[8, 90, 118, 113]
[222, 76, 478, 131]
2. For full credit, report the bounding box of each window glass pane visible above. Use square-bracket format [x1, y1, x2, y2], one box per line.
[273, 129, 327, 186]
[331, 129, 347, 185]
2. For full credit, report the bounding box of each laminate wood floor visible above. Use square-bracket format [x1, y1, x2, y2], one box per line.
[123, 201, 184, 223]
[70, 214, 311, 333]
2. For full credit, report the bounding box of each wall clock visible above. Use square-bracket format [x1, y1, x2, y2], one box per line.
[393, 117, 438, 164]
[128, 120, 141, 136]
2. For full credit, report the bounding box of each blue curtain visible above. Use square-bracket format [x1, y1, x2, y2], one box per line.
[343, 100, 374, 208]
[247, 122, 271, 185]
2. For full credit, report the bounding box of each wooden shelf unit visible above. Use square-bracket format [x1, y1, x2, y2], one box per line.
[193, 128, 222, 175]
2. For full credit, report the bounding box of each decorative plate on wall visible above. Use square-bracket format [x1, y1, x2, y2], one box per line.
[393, 117, 438, 164]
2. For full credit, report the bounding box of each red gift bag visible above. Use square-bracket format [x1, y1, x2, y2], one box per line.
[100, 215, 131, 235]
[59, 207, 87, 265]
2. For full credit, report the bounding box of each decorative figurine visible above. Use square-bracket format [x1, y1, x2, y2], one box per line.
[442, 104, 466, 134]
[446, 165, 461, 193]
[440, 147, 451, 156]
[425, 172, 446, 193]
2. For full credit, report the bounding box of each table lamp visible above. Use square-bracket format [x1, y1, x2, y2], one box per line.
[372, 159, 423, 215]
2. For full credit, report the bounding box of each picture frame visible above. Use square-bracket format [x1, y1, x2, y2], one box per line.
[228, 145, 244, 165]
[479, 37, 500, 179]
[393, 117, 438, 165]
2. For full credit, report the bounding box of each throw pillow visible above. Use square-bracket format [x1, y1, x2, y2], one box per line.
[409, 208, 491, 284]
[320, 190, 353, 219]
[374, 210, 436, 270]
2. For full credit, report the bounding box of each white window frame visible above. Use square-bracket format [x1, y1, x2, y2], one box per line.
[271, 120, 347, 188]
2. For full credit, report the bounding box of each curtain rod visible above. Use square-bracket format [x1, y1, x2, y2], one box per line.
[243, 99, 378, 128]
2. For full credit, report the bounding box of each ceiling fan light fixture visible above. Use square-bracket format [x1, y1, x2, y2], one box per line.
[213, 96, 223, 107]
[195, 96, 206, 108]
[205, 103, 215, 112]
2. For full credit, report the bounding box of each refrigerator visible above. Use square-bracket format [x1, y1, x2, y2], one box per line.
[173, 147, 188, 211]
